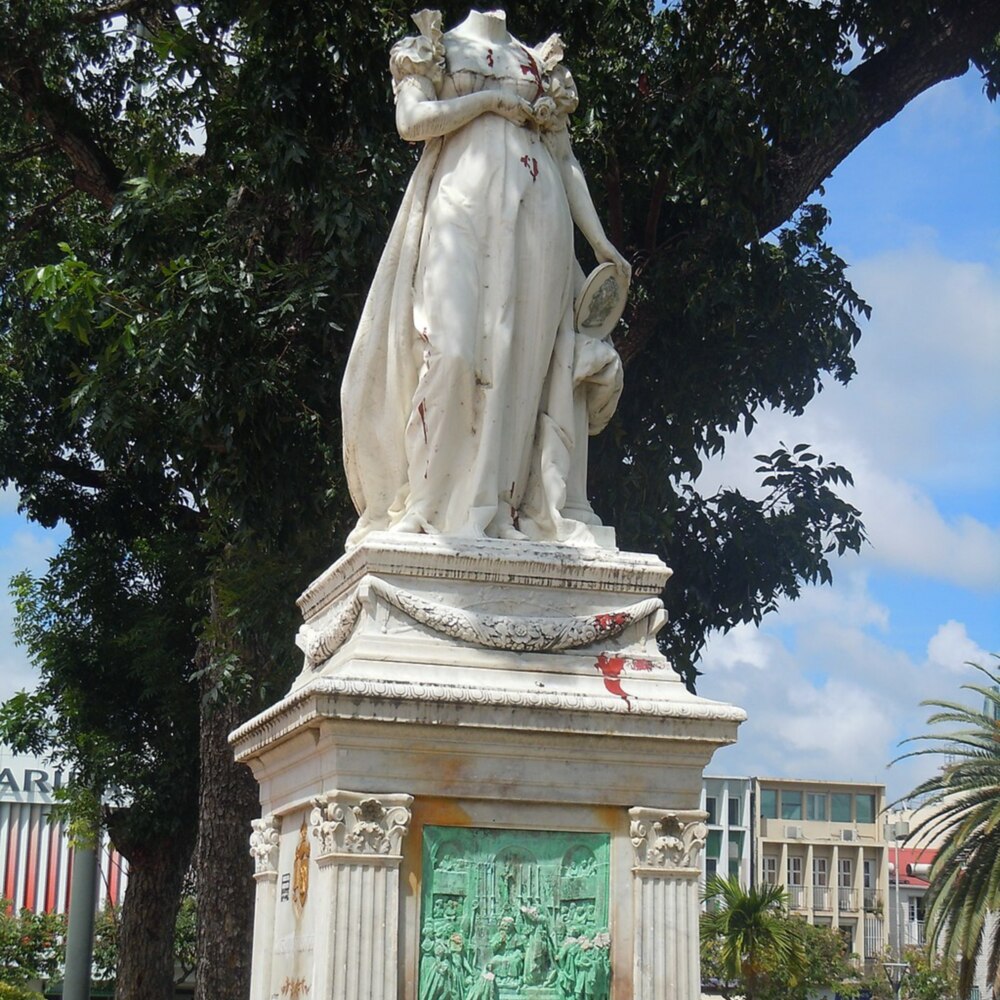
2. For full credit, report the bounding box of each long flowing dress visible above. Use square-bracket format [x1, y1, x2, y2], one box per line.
[341, 11, 622, 548]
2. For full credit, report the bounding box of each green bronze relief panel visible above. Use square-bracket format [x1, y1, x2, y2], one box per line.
[419, 826, 611, 1000]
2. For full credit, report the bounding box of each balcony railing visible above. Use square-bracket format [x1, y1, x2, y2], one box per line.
[905, 920, 927, 946]
[863, 890, 881, 911]
[838, 888, 857, 911]
[812, 885, 831, 910]
[787, 885, 805, 909]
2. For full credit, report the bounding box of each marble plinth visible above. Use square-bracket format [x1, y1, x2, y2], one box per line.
[231, 535, 744, 1000]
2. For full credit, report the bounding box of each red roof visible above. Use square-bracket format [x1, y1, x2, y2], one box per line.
[889, 846, 938, 887]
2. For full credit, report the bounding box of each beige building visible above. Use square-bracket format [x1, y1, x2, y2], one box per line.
[754, 777, 890, 965]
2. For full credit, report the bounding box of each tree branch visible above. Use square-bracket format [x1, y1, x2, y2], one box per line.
[0, 53, 123, 208]
[1, 139, 57, 164]
[604, 153, 625, 250]
[42, 456, 206, 530]
[643, 168, 672, 254]
[69, 0, 163, 26]
[44, 455, 111, 491]
[759, 0, 1000, 236]
[13, 187, 76, 238]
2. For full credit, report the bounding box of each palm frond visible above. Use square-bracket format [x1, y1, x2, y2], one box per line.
[895, 657, 1000, 1000]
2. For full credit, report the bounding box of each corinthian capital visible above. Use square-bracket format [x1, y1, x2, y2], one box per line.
[249, 813, 281, 875]
[629, 808, 707, 870]
[310, 790, 413, 858]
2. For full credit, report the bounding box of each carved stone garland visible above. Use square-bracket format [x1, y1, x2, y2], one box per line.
[297, 573, 664, 667]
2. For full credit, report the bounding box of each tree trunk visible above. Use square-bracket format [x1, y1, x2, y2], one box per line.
[193, 682, 259, 1000]
[114, 830, 195, 1000]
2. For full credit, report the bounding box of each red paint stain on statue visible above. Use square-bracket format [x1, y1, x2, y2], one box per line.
[520, 154, 539, 182]
[517, 46, 544, 99]
[593, 612, 629, 633]
[595, 652, 631, 711]
[417, 399, 428, 443]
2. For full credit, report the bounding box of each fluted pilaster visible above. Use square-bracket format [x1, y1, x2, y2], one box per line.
[248, 814, 281, 1000]
[629, 808, 708, 1000]
[309, 791, 413, 1000]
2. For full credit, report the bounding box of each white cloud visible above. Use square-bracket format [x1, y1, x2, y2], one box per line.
[847, 249, 1000, 486]
[850, 462, 1000, 588]
[701, 595, 996, 799]
[926, 620, 990, 673]
[699, 244, 1000, 591]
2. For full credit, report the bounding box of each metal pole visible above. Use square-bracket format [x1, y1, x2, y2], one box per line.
[63, 836, 99, 1000]
[892, 826, 903, 962]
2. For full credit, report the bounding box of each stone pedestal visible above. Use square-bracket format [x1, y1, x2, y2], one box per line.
[231, 534, 744, 1000]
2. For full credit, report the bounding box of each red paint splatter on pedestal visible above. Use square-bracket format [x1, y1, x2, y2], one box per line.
[593, 611, 630, 633]
[595, 652, 631, 710]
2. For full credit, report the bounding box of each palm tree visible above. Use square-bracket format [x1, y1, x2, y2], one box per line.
[896, 659, 1000, 999]
[701, 874, 806, 999]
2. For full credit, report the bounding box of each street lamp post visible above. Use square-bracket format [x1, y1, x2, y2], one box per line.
[884, 960, 909, 1000]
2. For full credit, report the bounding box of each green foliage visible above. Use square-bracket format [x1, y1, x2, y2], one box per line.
[896, 658, 1000, 999]
[0, 0, 931, 694]
[91, 904, 119, 986]
[88, 895, 197, 986]
[0, 985, 45, 1000]
[700, 875, 807, 999]
[898, 947, 961, 1000]
[700, 876, 865, 1000]
[0, 902, 65, 988]
[849, 949, 961, 1000]
[0, 530, 201, 854]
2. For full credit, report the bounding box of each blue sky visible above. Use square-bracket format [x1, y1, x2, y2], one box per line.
[700, 71, 1000, 800]
[1, 69, 997, 804]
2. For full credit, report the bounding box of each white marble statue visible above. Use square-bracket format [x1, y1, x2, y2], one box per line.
[341, 8, 631, 549]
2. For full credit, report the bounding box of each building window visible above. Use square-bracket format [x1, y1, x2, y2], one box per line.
[863, 859, 873, 889]
[706, 858, 718, 878]
[838, 858, 853, 887]
[807, 793, 828, 821]
[813, 857, 829, 887]
[728, 796, 741, 826]
[706, 829, 722, 860]
[781, 790, 803, 821]
[855, 794, 876, 824]
[705, 796, 718, 825]
[761, 789, 777, 819]
[762, 856, 778, 885]
[909, 896, 926, 922]
[831, 792, 852, 823]
[788, 856, 803, 886]
[728, 833, 744, 878]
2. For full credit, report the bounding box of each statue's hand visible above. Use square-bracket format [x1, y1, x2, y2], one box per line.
[592, 240, 632, 286]
[491, 91, 533, 126]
